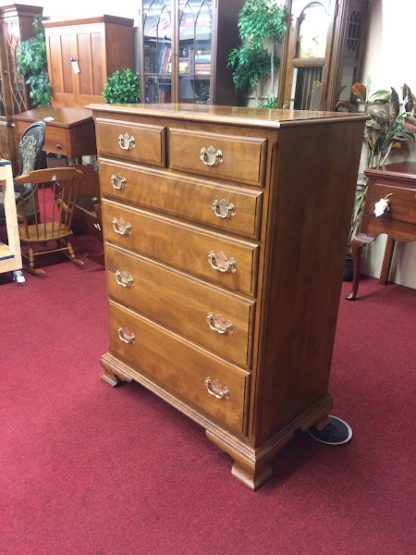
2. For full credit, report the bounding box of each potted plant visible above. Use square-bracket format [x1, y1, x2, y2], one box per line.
[227, 0, 287, 106]
[16, 17, 51, 107]
[338, 82, 416, 279]
[102, 68, 140, 104]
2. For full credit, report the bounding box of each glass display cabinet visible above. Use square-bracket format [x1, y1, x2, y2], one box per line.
[138, 0, 243, 105]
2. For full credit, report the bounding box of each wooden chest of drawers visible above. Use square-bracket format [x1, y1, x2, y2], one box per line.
[89, 103, 366, 489]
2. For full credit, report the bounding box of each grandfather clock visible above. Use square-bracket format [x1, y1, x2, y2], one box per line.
[278, 0, 368, 111]
[0, 4, 43, 166]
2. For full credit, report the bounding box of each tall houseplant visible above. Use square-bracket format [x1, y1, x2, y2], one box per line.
[16, 17, 51, 106]
[227, 0, 287, 105]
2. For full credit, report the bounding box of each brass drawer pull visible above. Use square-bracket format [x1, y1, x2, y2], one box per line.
[118, 132, 135, 151]
[117, 326, 135, 344]
[204, 377, 230, 400]
[111, 174, 128, 190]
[208, 250, 236, 273]
[112, 217, 132, 236]
[115, 270, 134, 288]
[212, 199, 235, 219]
[200, 145, 223, 167]
[206, 313, 233, 335]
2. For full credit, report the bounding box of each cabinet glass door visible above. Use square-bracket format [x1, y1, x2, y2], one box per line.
[143, 0, 173, 103]
[178, 0, 212, 104]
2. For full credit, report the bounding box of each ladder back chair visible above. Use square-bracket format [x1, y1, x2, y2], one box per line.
[14, 167, 84, 274]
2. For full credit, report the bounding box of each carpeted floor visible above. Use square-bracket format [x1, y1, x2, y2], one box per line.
[1, 238, 415, 554]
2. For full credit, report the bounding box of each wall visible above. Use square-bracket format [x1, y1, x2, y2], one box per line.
[360, 0, 416, 288]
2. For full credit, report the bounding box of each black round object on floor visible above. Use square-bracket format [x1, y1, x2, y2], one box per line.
[307, 415, 353, 445]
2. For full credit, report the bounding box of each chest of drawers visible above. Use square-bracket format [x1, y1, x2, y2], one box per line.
[89, 103, 366, 489]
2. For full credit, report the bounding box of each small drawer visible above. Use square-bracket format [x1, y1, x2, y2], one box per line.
[99, 159, 263, 239]
[95, 118, 166, 166]
[369, 183, 416, 225]
[169, 128, 267, 186]
[102, 199, 259, 296]
[42, 125, 69, 156]
[106, 244, 255, 368]
[109, 300, 249, 434]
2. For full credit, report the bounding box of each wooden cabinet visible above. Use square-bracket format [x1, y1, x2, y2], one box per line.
[89, 102, 366, 489]
[138, 0, 243, 105]
[0, 4, 43, 166]
[279, 0, 368, 110]
[348, 162, 416, 300]
[43, 15, 134, 108]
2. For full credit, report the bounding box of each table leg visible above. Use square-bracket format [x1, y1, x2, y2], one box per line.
[379, 236, 395, 285]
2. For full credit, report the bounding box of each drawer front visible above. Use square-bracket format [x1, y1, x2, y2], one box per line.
[169, 128, 267, 186]
[99, 159, 263, 239]
[42, 125, 69, 156]
[109, 301, 249, 434]
[15, 120, 70, 155]
[95, 118, 166, 166]
[106, 244, 255, 368]
[102, 199, 258, 296]
[369, 183, 416, 225]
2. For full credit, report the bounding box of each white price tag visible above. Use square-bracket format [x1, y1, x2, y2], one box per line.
[71, 59, 80, 74]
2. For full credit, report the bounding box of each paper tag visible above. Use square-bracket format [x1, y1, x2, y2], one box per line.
[71, 59, 80, 74]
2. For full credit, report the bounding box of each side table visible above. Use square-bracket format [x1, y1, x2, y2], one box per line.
[347, 162, 416, 300]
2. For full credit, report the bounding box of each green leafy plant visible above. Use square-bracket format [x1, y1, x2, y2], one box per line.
[102, 69, 140, 104]
[340, 83, 416, 247]
[16, 18, 51, 106]
[227, 0, 287, 105]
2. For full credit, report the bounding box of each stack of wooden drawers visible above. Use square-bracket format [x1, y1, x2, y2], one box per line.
[90, 104, 366, 489]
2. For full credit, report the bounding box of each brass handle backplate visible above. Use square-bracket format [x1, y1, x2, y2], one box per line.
[200, 145, 223, 167]
[204, 377, 230, 400]
[118, 132, 135, 151]
[111, 174, 127, 190]
[117, 326, 135, 344]
[208, 250, 236, 273]
[115, 270, 134, 288]
[212, 199, 235, 219]
[206, 313, 233, 335]
[112, 217, 132, 236]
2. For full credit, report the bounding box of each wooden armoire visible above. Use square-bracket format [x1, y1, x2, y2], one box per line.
[43, 15, 134, 108]
[0, 4, 43, 166]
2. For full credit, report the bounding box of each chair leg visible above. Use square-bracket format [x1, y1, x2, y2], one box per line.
[23, 246, 46, 275]
[346, 233, 375, 300]
[66, 240, 84, 267]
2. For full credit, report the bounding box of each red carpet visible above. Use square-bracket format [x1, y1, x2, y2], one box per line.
[1, 238, 415, 554]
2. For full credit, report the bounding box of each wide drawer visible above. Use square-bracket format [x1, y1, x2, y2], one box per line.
[102, 199, 259, 296]
[99, 159, 263, 239]
[106, 244, 255, 368]
[95, 117, 166, 166]
[368, 182, 416, 225]
[169, 128, 267, 186]
[109, 300, 249, 434]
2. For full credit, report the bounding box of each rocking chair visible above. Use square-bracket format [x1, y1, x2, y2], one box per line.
[14, 167, 84, 274]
